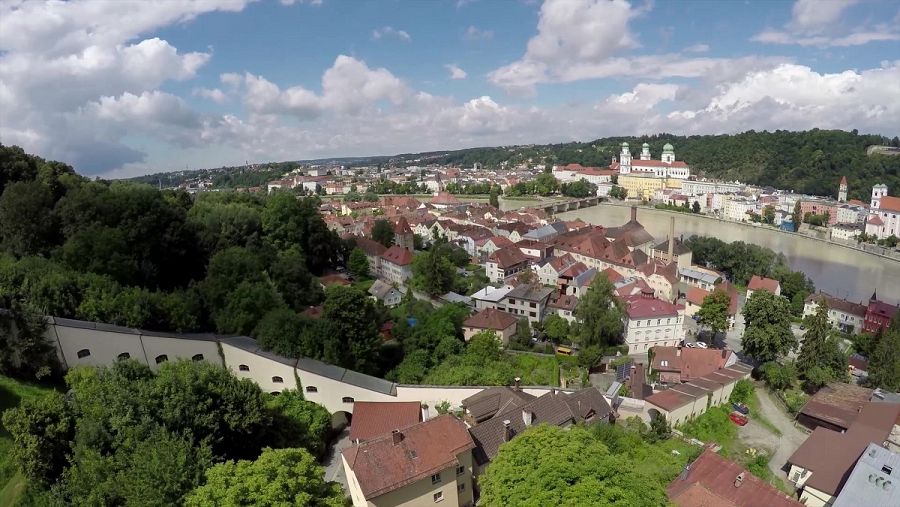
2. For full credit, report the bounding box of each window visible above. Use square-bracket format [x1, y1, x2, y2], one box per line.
[433, 492, 443, 502]
[155, 354, 168, 364]
[271, 391, 280, 395]
[508, 298, 514, 304]
[191, 354, 204, 361]
[305, 386, 318, 393]
[77, 349, 91, 359]
[529, 302, 536, 308]
[117, 352, 130, 360]
[882, 465, 893, 475]
[272, 376, 284, 383]
[457, 483, 466, 493]
[431, 473, 441, 485]
[238, 364, 250, 372]
[661, 360, 668, 367]
[342, 397, 355, 404]
[456, 465, 465, 476]
[529, 312, 536, 318]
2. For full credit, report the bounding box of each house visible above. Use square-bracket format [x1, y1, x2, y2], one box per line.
[485, 246, 530, 283]
[461, 386, 536, 425]
[368, 280, 405, 308]
[667, 446, 803, 507]
[467, 388, 612, 473]
[342, 414, 476, 507]
[354, 237, 387, 276]
[470, 285, 513, 311]
[477, 236, 513, 259]
[864, 185, 900, 239]
[863, 291, 899, 334]
[650, 346, 737, 384]
[547, 293, 578, 323]
[644, 364, 752, 426]
[430, 191, 462, 209]
[831, 444, 900, 507]
[651, 237, 693, 269]
[393, 216, 414, 251]
[803, 292, 868, 335]
[848, 353, 869, 381]
[746, 275, 781, 299]
[797, 382, 874, 432]
[679, 266, 722, 291]
[522, 222, 567, 243]
[348, 401, 422, 443]
[566, 266, 599, 298]
[534, 254, 577, 286]
[622, 289, 684, 353]
[462, 308, 518, 344]
[500, 284, 554, 325]
[787, 402, 900, 507]
[515, 238, 552, 259]
[380, 246, 414, 284]
[636, 260, 679, 302]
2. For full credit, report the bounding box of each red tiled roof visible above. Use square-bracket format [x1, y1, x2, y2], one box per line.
[342, 414, 475, 499]
[879, 195, 900, 212]
[747, 275, 780, 293]
[645, 388, 693, 411]
[840, 176, 847, 185]
[685, 286, 711, 306]
[489, 245, 529, 269]
[629, 159, 690, 168]
[484, 236, 513, 249]
[431, 191, 461, 205]
[381, 245, 414, 266]
[601, 267, 624, 283]
[623, 292, 679, 319]
[355, 237, 388, 257]
[349, 402, 422, 442]
[668, 447, 803, 507]
[464, 308, 518, 331]
[393, 216, 412, 234]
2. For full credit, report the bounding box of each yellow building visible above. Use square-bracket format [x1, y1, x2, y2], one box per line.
[618, 174, 682, 201]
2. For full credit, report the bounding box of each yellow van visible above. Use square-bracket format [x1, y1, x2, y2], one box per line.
[556, 346, 573, 356]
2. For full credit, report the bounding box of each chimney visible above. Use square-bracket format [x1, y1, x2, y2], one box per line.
[668, 217, 675, 259]
[514, 377, 521, 391]
[392, 429, 403, 445]
[503, 420, 512, 442]
[676, 348, 682, 357]
[421, 403, 429, 421]
[522, 409, 533, 427]
[734, 472, 745, 488]
[550, 388, 556, 395]
[630, 206, 637, 222]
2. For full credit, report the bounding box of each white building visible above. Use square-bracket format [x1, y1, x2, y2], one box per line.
[865, 184, 900, 239]
[612, 142, 690, 179]
[724, 198, 757, 222]
[831, 223, 863, 242]
[803, 292, 867, 335]
[681, 180, 745, 196]
[622, 289, 684, 353]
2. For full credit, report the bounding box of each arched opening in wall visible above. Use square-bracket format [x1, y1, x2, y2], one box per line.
[305, 386, 318, 393]
[238, 364, 250, 372]
[191, 354, 204, 361]
[271, 391, 281, 395]
[117, 352, 130, 360]
[648, 408, 661, 421]
[77, 349, 91, 359]
[272, 376, 284, 384]
[331, 410, 353, 431]
[155, 355, 168, 364]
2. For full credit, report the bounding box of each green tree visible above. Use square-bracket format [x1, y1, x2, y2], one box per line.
[691, 200, 701, 213]
[184, 448, 345, 507]
[266, 390, 331, 458]
[269, 248, 323, 311]
[762, 205, 775, 225]
[696, 289, 731, 337]
[542, 314, 570, 343]
[533, 173, 560, 196]
[0, 299, 57, 379]
[577, 276, 624, 348]
[760, 361, 798, 391]
[0, 180, 57, 256]
[1, 391, 75, 486]
[478, 425, 666, 507]
[796, 303, 847, 388]
[371, 219, 395, 247]
[216, 281, 286, 335]
[741, 290, 797, 364]
[347, 247, 370, 278]
[411, 245, 456, 297]
[792, 200, 802, 231]
[322, 285, 382, 374]
[489, 186, 500, 208]
[867, 324, 900, 391]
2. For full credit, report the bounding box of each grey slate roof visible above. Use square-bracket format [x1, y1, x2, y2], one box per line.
[462, 387, 536, 423]
[832, 444, 900, 507]
[505, 284, 554, 303]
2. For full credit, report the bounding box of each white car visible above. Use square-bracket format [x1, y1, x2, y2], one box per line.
[694, 341, 709, 349]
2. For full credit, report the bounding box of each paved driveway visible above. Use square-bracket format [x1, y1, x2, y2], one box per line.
[323, 429, 352, 493]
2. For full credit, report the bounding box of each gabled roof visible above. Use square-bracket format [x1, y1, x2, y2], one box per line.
[799, 383, 874, 431]
[431, 191, 461, 205]
[805, 292, 867, 317]
[832, 444, 900, 507]
[368, 279, 401, 300]
[747, 275, 780, 293]
[393, 216, 413, 234]
[488, 245, 530, 269]
[349, 402, 422, 442]
[685, 286, 711, 306]
[381, 245, 414, 266]
[505, 283, 554, 303]
[342, 415, 475, 499]
[462, 387, 536, 423]
[879, 195, 900, 213]
[623, 292, 679, 319]
[668, 447, 803, 507]
[463, 308, 518, 331]
[548, 293, 578, 311]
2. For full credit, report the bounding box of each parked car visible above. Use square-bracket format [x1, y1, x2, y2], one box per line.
[732, 402, 750, 415]
[694, 341, 708, 349]
[729, 412, 749, 426]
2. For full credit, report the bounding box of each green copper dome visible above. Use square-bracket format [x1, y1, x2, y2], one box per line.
[662, 143, 674, 151]
[642, 142, 650, 148]
[621, 142, 629, 147]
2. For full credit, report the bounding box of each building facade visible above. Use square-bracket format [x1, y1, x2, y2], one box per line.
[622, 289, 684, 352]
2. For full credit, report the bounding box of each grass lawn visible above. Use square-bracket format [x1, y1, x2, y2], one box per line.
[0, 375, 57, 507]
[352, 278, 375, 293]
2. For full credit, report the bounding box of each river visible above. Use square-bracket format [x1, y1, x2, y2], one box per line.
[558, 204, 900, 303]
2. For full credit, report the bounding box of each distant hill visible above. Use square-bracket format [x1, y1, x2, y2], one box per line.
[126, 129, 900, 201]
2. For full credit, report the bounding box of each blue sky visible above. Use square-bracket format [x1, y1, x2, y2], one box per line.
[1, 0, 898, 177]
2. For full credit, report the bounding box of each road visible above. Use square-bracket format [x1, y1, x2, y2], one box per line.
[738, 386, 809, 481]
[323, 429, 352, 493]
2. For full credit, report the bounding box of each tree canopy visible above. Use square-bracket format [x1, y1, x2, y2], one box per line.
[478, 425, 667, 507]
[697, 290, 731, 336]
[576, 276, 624, 349]
[741, 290, 797, 364]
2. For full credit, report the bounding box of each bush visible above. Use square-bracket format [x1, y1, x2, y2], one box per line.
[729, 379, 753, 404]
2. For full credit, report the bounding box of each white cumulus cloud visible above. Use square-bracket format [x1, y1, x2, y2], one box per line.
[751, 0, 899, 47]
[445, 64, 468, 80]
[372, 26, 411, 42]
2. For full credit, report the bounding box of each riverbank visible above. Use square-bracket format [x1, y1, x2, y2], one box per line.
[584, 201, 900, 263]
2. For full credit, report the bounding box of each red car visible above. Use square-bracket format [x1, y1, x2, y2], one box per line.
[729, 412, 749, 426]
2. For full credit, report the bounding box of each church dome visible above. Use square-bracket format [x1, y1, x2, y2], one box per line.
[642, 142, 650, 148]
[621, 142, 629, 147]
[663, 143, 674, 151]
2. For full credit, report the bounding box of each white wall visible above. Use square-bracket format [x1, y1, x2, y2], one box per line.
[53, 325, 146, 368]
[141, 335, 220, 372]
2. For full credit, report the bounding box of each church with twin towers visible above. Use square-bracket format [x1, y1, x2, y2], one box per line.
[610, 142, 691, 179]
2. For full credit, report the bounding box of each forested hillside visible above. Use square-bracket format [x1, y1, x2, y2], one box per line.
[427, 130, 900, 201]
